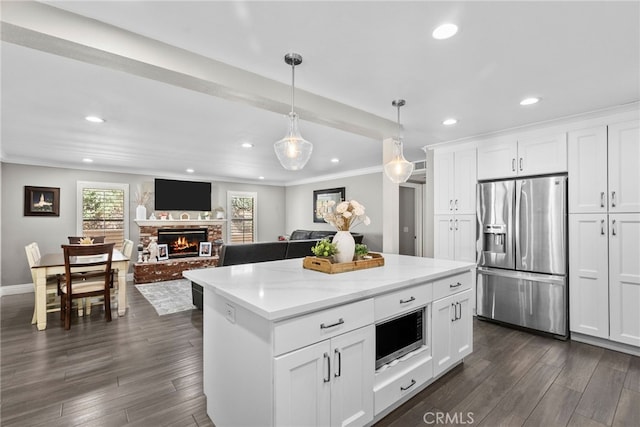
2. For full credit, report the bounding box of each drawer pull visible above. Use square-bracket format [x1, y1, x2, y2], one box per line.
[320, 318, 345, 329]
[334, 349, 341, 378]
[611, 191, 616, 207]
[399, 296, 416, 304]
[519, 157, 523, 171]
[449, 282, 463, 289]
[601, 219, 605, 235]
[324, 352, 331, 383]
[611, 219, 617, 236]
[512, 158, 516, 172]
[600, 192, 605, 208]
[400, 379, 416, 392]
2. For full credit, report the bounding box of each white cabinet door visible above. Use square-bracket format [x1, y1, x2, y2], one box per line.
[477, 139, 517, 180]
[432, 295, 455, 377]
[453, 214, 477, 263]
[453, 149, 477, 215]
[274, 340, 331, 427]
[434, 215, 455, 260]
[568, 127, 608, 214]
[517, 133, 567, 176]
[609, 214, 640, 347]
[569, 214, 609, 338]
[434, 152, 455, 215]
[433, 289, 473, 378]
[451, 289, 473, 361]
[330, 326, 374, 427]
[608, 120, 640, 213]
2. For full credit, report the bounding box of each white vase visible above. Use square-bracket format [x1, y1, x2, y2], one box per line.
[136, 204, 147, 220]
[332, 231, 355, 263]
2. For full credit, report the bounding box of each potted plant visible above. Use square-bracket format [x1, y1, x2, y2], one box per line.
[311, 239, 338, 262]
[354, 243, 369, 260]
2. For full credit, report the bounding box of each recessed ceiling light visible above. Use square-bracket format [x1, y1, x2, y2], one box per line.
[520, 97, 540, 106]
[442, 118, 458, 126]
[331, 158, 340, 163]
[82, 158, 93, 163]
[258, 176, 265, 180]
[85, 115, 105, 123]
[186, 168, 195, 173]
[432, 23, 458, 40]
[241, 142, 254, 148]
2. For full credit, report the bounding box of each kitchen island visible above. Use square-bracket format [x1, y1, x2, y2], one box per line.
[184, 254, 475, 427]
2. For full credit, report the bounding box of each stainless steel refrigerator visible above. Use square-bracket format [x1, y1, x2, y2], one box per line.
[476, 175, 568, 338]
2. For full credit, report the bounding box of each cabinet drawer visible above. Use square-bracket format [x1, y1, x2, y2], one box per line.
[274, 299, 374, 356]
[433, 271, 472, 301]
[374, 355, 432, 415]
[374, 283, 432, 322]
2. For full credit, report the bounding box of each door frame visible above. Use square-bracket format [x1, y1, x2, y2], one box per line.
[399, 182, 424, 257]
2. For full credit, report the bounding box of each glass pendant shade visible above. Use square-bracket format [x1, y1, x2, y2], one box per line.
[274, 112, 313, 170]
[384, 139, 414, 183]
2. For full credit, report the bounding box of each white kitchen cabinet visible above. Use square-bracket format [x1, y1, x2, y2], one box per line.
[569, 213, 640, 348]
[434, 214, 476, 263]
[434, 148, 477, 215]
[608, 214, 640, 347]
[569, 121, 640, 214]
[608, 121, 640, 213]
[477, 133, 567, 180]
[569, 214, 609, 338]
[432, 288, 473, 377]
[275, 325, 374, 427]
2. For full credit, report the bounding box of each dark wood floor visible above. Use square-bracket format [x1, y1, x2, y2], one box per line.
[2, 284, 639, 426]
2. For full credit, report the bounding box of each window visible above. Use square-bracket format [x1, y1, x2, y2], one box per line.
[77, 182, 129, 247]
[227, 191, 257, 243]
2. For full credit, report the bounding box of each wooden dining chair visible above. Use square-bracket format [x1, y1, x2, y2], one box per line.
[60, 243, 115, 330]
[67, 236, 105, 244]
[25, 242, 61, 324]
[85, 239, 133, 315]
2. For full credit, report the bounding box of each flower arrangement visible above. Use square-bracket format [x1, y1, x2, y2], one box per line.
[311, 239, 337, 258]
[323, 199, 371, 231]
[134, 185, 151, 206]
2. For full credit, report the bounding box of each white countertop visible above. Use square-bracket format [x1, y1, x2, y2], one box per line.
[183, 254, 475, 321]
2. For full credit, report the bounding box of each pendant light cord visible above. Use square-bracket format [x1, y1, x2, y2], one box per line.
[290, 61, 296, 115]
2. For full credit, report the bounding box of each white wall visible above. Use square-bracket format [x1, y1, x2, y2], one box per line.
[1, 163, 286, 286]
[285, 172, 384, 252]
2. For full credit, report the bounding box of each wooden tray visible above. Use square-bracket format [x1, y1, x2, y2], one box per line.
[303, 253, 384, 274]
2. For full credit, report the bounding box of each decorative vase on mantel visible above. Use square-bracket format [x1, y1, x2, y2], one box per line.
[136, 204, 147, 220]
[332, 231, 355, 264]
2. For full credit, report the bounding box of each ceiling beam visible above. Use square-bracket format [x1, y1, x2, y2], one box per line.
[1, 1, 397, 140]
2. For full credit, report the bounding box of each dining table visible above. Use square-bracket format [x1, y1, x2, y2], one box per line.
[31, 249, 129, 330]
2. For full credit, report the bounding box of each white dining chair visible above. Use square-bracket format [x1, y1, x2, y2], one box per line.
[25, 242, 61, 324]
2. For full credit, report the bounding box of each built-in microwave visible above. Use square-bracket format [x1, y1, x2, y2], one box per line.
[375, 307, 425, 369]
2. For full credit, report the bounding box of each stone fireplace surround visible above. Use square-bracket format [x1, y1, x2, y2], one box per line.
[134, 219, 225, 284]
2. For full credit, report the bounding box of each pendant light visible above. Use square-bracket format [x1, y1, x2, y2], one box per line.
[274, 53, 313, 170]
[384, 99, 414, 183]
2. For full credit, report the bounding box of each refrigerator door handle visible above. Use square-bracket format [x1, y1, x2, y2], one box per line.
[478, 267, 566, 285]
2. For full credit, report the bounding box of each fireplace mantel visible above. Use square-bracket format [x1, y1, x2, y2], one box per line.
[135, 219, 226, 227]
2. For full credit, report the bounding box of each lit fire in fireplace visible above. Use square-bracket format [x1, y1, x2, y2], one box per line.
[172, 236, 198, 252]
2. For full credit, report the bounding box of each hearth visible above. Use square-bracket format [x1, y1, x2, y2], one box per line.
[157, 228, 208, 258]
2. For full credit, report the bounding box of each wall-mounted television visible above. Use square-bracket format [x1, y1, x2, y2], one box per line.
[154, 178, 212, 211]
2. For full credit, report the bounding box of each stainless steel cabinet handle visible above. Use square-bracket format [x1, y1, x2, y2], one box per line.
[512, 158, 516, 171]
[400, 379, 416, 392]
[601, 219, 605, 235]
[451, 303, 456, 322]
[320, 318, 344, 329]
[519, 157, 523, 171]
[324, 352, 331, 383]
[601, 192, 605, 208]
[400, 296, 416, 304]
[334, 349, 341, 378]
[456, 302, 462, 320]
[449, 199, 453, 211]
[454, 199, 458, 211]
[611, 191, 616, 207]
[455, 219, 459, 230]
[450, 282, 463, 289]
[612, 219, 617, 236]
[449, 219, 453, 231]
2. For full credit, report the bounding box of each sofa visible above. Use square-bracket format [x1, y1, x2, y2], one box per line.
[191, 232, 364, 309]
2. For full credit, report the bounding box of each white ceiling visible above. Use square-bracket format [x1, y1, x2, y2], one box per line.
[1, 1, 638, 185]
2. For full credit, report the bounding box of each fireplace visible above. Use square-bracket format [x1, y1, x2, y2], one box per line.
[157, 228, 208, 259]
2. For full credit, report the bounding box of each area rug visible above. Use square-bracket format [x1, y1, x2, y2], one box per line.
[135, 279, 196, 315]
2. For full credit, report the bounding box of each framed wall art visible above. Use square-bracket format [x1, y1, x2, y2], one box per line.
[157, 244, 169, 261]
[24, 186, 60, 216]
[199, 242, 212, 257]
[313, 187, 345, 223]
